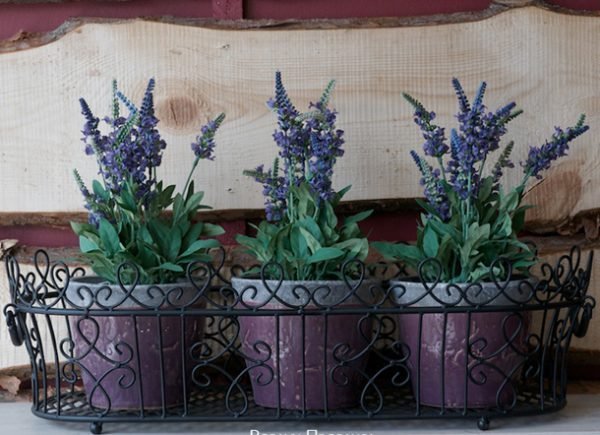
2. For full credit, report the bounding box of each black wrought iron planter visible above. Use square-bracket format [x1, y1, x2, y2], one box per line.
[3, 247, 595, 434]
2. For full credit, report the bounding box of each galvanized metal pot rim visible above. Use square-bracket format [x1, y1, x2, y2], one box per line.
[389, 277, 537, 307]
[66, 276, 202, 309]
[231, 277, 378, 307]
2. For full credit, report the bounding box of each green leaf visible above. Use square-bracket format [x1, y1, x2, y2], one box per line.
[79, 235, 100, 253]
[333, 237, 369, 261]
[172, 194, 185, 223]
[71, 221, 94, 236]
[178, 238, 220, 258]
[153, 262, 184, 273]
[236, 234, 269, 262]
[343, 209, 373, 227]
[306, 247, 344, 264]
[428, 217, 462, 243]
[98, 219, 121, 256]
[423, 225, 440, 258]
[202, 222, 225, 237]
[478, 176, 494, 203]
[372, 241, 424, 264]
[147, 219, 172, 259]
[297, 217, 324, 243]
[167, 226, 182, 262]
[92, 180, 110, 202]
[501, 189, 521, 213]
[336, 185, 352, 201]
[298, 226, 322, 254]
[494, 213, 513, 238]
[289, 226, 308, 259]
[512, 205, 533, 233]
[184, 191, 205, 214]
[182, 222, 204, 250]
[117, 182, 138, 212]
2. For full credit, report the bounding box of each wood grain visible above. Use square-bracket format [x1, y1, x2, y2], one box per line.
[0, 6, 599, 235]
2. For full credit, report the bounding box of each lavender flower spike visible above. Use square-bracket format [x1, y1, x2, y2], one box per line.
[492, 141, 515, 185]
[191, 112, 226, 161]
[404, 92, 449, 158]
[522, 114, 589, 179]
[452, 77, 470, 115]
[244, 159, 287, 222]
[79, 98, 101, 156]
[411, 150, 450, 221]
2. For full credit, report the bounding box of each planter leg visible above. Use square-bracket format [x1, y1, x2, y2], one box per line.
[90, 422, 103, 434]
[477, 416, 490, 431]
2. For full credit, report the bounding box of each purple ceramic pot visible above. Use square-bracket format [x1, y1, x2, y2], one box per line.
[231, 278, 375, 410]
[66, 277, 205, 411]
[390, 279, 533, 409]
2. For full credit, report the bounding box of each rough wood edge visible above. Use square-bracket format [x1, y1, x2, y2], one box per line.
[0, 198, 419, 227]
[526, 234, 600, 255]
[2, 1, 600, 52]
[2, 206, 598, 241]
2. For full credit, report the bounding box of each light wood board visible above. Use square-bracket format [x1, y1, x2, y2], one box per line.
[0, 5, 599, 234]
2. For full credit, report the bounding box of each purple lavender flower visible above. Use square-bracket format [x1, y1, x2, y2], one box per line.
[447, 128, 476, 199]
[452, 78, 470, 115]
[404, 93, 449, 158]
[79, 98, 101, 156]
[443, 79, 521, 199]
[191, 113, 226, 161]
[78, 80, 171, 199]
[73, 169, 106, 227]
[247, 161, 287, 222]
[414, 110, 448, 158]
[248, 73, 345, 221]
[411, 150, 450, 221]
[522, 115, 589, 178]
[269, 72, 308, 181]
[306, 102, 345, 201]
[492, 141, 515, 185]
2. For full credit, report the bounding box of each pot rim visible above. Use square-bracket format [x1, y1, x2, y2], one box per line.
[68, 276, 199, 288]
[231, 276, 378, 286]
[389, 276, 536, 287]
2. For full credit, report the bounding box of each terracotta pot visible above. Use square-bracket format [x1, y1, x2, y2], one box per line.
[231, 278, 375, 410]
[390, 278, 533, 409]
[66, 277, 205, 410]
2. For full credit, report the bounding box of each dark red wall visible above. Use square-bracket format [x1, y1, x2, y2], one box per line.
[2, 0, 598, 40]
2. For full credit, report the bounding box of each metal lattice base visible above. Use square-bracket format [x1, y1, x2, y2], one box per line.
[33, 385, 566, 425]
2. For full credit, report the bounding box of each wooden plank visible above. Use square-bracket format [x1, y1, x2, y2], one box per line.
[0, 5, 599, 236]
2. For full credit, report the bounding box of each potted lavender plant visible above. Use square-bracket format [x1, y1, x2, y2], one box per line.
[373, 78, 589, 408]
[68, 78, 225, 410]
[232, 72, 374, 410]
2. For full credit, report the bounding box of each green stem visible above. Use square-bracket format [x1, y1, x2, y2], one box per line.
[183, 156, 200, 196]
[437, 156, 447, 182]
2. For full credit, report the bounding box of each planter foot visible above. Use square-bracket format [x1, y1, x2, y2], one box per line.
[90, 422, 103, 434]
[477, 416, 490, 431]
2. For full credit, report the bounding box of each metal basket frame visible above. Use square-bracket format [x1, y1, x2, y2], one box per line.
[3, 246, 595, 434]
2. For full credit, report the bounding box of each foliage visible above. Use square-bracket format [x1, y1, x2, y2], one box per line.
[373, 78, 589, 283]
[236, 72, 371, 281]
[72, 79, 225, 284]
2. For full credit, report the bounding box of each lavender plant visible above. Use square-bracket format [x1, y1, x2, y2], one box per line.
[72, 79, 225, 284]
[236, 72, 371, 281]
[373, 78, 589, 283]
